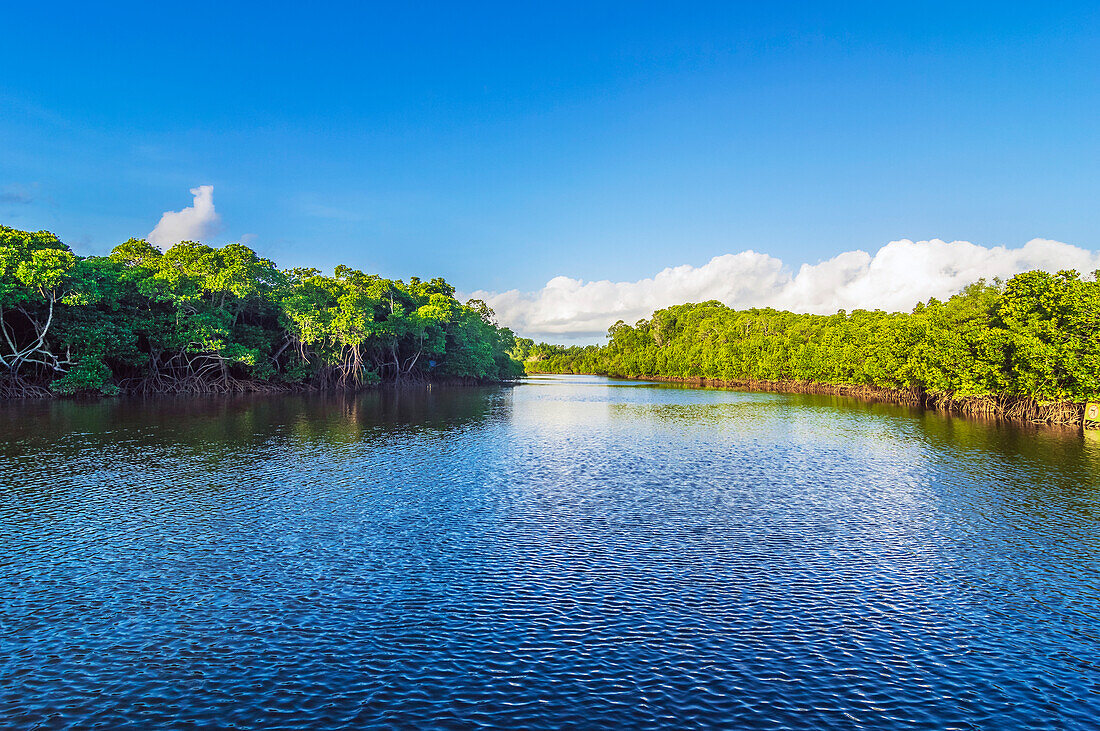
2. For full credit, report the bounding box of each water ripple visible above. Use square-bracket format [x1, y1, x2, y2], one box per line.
[1, 380, 1098, 729]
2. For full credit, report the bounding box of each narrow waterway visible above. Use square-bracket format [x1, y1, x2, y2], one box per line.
[2, 375, 1098, 729]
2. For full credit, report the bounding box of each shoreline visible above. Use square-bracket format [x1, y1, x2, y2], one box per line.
[530, 371, 1087, 427]
[0, 376, 519, 401]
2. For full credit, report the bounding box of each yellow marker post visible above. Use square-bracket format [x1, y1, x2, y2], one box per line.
[1086, 403, 1100, 430]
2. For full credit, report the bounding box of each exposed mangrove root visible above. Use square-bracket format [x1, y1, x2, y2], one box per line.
[115, 374, 296, 396]
[556, 373, 1087, 426]
[0, 376, 54, 399]
[0, 370, 510, 400]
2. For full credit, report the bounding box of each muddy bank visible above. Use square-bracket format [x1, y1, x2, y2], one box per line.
[539, 372, 1087, 426]
[0, 374, 518, 400]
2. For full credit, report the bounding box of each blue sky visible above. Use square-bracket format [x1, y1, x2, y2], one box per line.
[2, 2, 1098, 335]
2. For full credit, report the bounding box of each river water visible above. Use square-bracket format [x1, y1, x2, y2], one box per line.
[2, 374, 1098, 729]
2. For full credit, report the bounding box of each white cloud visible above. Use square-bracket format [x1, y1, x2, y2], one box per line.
[148, 185, 220, 250]
[469, 238, 1100, 343]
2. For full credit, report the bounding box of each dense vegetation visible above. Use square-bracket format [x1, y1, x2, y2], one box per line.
[0, 226, 523, 397]
[521, 270, 1100, 420]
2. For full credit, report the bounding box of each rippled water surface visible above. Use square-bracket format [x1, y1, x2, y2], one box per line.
[2, 375, 1099, 729]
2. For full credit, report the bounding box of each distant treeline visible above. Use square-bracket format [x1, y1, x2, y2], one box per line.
[0, 226, 523, 397]
[519, 270, 1099, 422]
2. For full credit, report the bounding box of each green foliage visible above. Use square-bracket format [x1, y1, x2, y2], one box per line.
[0, 225, 522, 395]
[51, 358, 118, 396]
[530, 272, 1100, 403]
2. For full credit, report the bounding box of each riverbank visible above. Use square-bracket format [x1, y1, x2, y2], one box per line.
[517, 273, 1098, 430]
[0, 374, 519, 400]
[529, 370, 1087, 426]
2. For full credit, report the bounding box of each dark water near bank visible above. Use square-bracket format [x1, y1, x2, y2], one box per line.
[2, 375, 1099, 730]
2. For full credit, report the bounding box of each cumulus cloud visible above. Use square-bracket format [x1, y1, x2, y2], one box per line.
[148, 185, 220, 250]
[469, 238, 1100, 343]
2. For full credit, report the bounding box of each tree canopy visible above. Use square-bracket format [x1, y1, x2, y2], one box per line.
[524, 270, 1100, 404]
[0, 226, 523, 396]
